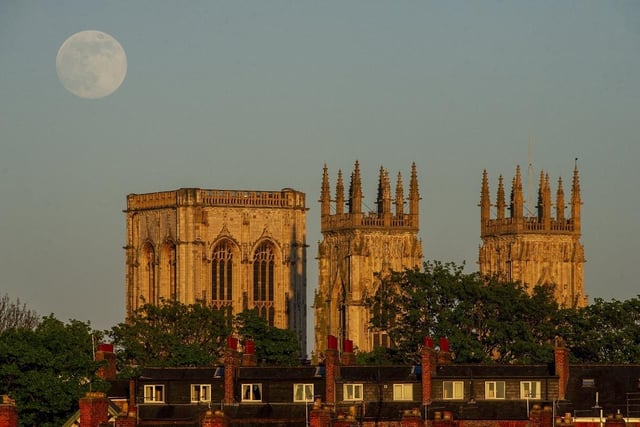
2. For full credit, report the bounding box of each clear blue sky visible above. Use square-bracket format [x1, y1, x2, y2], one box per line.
[1, 2, 638, 344]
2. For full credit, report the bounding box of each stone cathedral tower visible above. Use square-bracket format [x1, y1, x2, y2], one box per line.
[125, 187, 308, 352]
[314, 162, 423, 354]
[479, 164, 587, 308]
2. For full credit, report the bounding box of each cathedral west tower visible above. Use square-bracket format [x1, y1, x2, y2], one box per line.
[314, 162, 423, 354]
[479, 164, 587, 308]
[125, 187, 308, 352]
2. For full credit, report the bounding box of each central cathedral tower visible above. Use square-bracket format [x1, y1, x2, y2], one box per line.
[314, 162, 423, 354]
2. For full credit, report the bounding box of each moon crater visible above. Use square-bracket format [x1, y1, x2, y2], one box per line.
[56, 30, 127, 99]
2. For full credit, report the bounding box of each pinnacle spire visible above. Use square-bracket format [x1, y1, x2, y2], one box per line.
[510, 165, 524, 218]
[571, 160, 581, 233]
[395, 172, 404, 217]
[349, 161, 362, 214]
[321, 164, 331, 217]
[376, 166, 391, 215]
[556, 176, 565, 221]
[335, 169, 345, 215]
[409, 162, 420, 222]
[481, 169, 490, 224]
[496, 174, 506, 220]
[537, 170, 545, 220]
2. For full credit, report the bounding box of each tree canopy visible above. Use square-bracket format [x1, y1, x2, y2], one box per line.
[0, 315, 107, 427]
[558, 297, 640, 363]
[366, 261, 562, 364]
[109, 300, 302, 373]
[109, 299, 231, 375]
[234, 309, 301, 366]
[365, 261, 640, 365]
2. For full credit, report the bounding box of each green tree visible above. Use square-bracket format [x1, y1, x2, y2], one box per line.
[0, 293, 39, 332]
[234, 309, 301, 366]
[355, 345, 400, 365]
[109, 299, 231, 375]
[0, 316, 107, 427]
[368, 261, 562, 364]
[560, 297, 640, 363]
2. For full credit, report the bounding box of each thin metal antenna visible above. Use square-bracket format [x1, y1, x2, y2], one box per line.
[526, 135, 534, 215]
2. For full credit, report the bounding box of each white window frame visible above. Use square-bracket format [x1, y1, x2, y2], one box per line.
[143, 385, 165, 403]
[343, 383, 363, 401]
[443, 381, 464, 400]
[293, 384, 314, 402]
[393, 383, 413, 401]
[191, 384, 212, 403]
[241, 383, 263, 402]
[485, 381, 505, 400]
[520, 381, 541, 399]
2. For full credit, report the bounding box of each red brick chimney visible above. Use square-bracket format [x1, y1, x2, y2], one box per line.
[0, 395, 18, 427]
[202, 409, 229, 427]
[79, 392, 109, 427]
[114, 403, 137, 427]
[437, 337, 453, 364]
[554, 337, 570, 400]
[341, 339, 355, 365]
[242, 339, 258, 367]
[96, 343, 117, 381]
[325, 335, 339, 405]
[401, 408, 423, 427]
[224, 336, 242, 403]
[309, 402, 332, 427]
[421, 336, 436, 404]
[128, 379, 136, 417]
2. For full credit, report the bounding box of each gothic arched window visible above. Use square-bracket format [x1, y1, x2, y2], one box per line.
[141, 243, 156, 305]
[160, 242, 177, 301]
[212, 241, 233, 306]
[253, 242, 275, 325]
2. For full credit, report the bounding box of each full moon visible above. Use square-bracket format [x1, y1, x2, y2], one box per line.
[56, 30, 127, 99]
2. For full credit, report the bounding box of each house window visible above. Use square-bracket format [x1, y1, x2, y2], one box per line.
[294, 384, 314, 402]
[242, 384, 263, 402]
[143, 385, 165, 403]
[393, 384, 413, 401]
[443, 381, 464, 400]
[520, 381, 541, 399]
[343, 384, 363, 401]
[485, 381, 505, 399]
[191, 384, 212, 403]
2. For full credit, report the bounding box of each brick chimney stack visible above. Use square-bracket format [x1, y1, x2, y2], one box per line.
[436, 337, 453, 364]
[242, 339, 258, 367]
[421, 336, 436, 405]
[0, 395, 18, 427]
[224, 336, 242, 403]
[202, 409, 230, 427]
[341, 339, 355, 365]
[79, 392, 109, 427]
[96, 343, 117, 381]
[114, 403, 137, 427]
[554, 337, 570, 400]
[325, 335, 339, 405]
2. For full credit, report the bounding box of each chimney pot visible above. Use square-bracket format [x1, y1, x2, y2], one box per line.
[327, 335, 338, 350]
[227, 336, 238, 350]
[424, 336, 434, 348]
[97, 343, 113, 353]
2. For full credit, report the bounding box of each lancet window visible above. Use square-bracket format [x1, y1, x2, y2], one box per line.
[253, 241, 275, 325]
